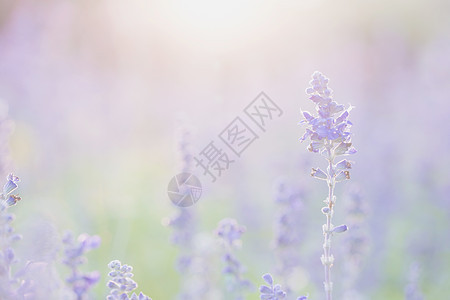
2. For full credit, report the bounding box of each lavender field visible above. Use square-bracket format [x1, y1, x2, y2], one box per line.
[0, 0, 449, 299]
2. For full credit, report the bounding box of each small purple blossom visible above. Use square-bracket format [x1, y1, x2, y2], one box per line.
[1, 174, 21, 207]
[260, 273, 286, 300]
[62, 231, 101, 300]
[215, 218, 246, 248]
[3, 174, 19, 195]
[311, 168, 328, 180]
[165, 209, 196, 247]
[106, 260, 152, 300]
[332, 224, 348, 233]
[259, 273, 307, 300]
[336, 159, 353, 171]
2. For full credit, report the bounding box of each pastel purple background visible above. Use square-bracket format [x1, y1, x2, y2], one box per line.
[0, 0, 449, 298]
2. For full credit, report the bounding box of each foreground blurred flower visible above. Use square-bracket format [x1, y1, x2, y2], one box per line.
[106, 260, 151, 300]
[341, 185, 369, 300]
[216, 218, 252, 299]
[164, 117, 210, 299]
[260, 273, 287, 300]
[300, 72, 356, 300]
[216, 218, 245, 248]
[62, 232, 101, 299]
[0, 174, 23, 298]
[273, 180, 306, 296]
[404, 262, 424, 300]
[259, 273, 308, 300]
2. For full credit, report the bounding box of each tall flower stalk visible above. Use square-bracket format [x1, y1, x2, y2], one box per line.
[62, 231, 101, 299]
[300, 72, 356, 300]
[341, 185, 368, 299]
[273, 180, 306, 297]
[404, 262, 424, 300]
[215, 218, 252, 299]
[165, 117, 199, 299]
[0, 174, 22, 298]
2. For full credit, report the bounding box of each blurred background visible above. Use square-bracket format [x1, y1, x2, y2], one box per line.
[0, 0, 449, 299]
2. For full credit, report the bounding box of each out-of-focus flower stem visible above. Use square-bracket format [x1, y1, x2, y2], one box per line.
[323, 141, 335, 300]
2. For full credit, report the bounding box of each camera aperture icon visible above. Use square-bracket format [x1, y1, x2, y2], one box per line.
[167, 173, 202, 207]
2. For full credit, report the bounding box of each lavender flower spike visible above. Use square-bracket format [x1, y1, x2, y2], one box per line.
[106, 260, 152, 300]
[62, 232, 101, 300]
[300, 71, 356, 155]
[300, 72, 356, 300]
[0, 174, 23, 298]
[216, 218, 252, 299]
[404, 262, 424, 300]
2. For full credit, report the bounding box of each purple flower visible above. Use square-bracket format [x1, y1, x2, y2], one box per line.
[3, 174, 19, 195]
[300, 72, 355, 300]
[5, 195, 21, 207]
[311, 168, 328, 180]
[340, 185, 369, 299]
[175, 116, 194, 173]
[272, 180, 306, 296]
[165, 117, 211, 299]
[215, 218, 246, 248]
[1, 174, 21, 207]
[335, 160, 353, 171]
[165, 209, 196, 248]
[259, 273, 286, 300]
[216, 218, 253, 299]
[332, 224, 348, 233]
[62, 231, 101, 299]
[0, 174, 23, 297]
[259, 273, 308, 300]
[300, 72, 356, 155]
[106, 260, 152, 300]
[404, 263, 424, 300]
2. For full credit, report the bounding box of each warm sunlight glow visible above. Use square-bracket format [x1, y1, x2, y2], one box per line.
[170, 0, 257, 32]
[162, 0, 269, 47]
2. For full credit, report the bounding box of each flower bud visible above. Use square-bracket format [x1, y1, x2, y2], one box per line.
[321, 207, 330, 214]
[335, 170, 350, 182]
[335, 160, 352, 170]
[3, 180, 18, 196]
[332, 224, 348, 233]
[5, 195, 21, 207]
[308, 141, 324, 153]
[302, 111, 314, 121]
[334, 142, 353, 155]
[311, 168, 328, 180]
